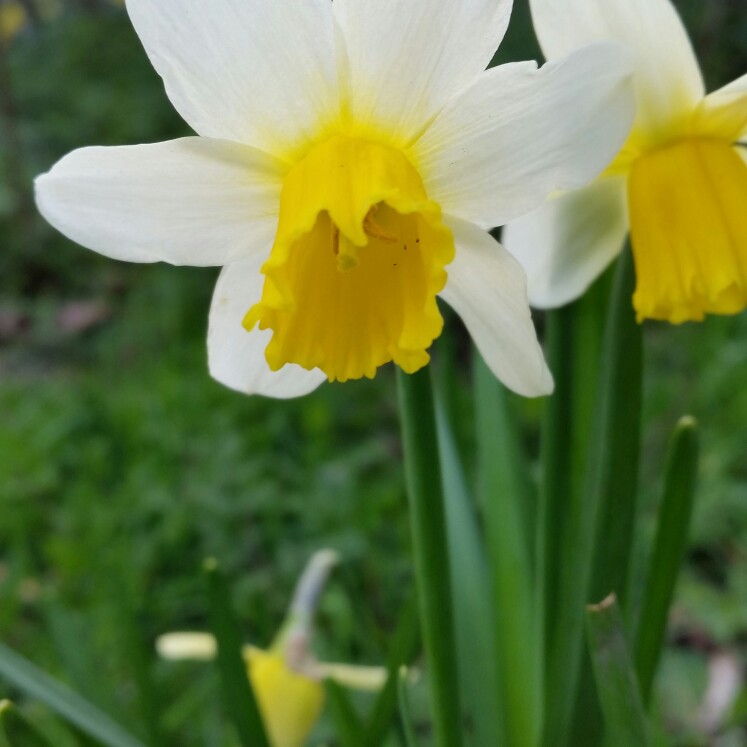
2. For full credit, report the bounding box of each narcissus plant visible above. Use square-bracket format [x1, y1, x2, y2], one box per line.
[36, 0, 634, 396]
[504, 0, 747, 324]
[157, 550, 387, 747]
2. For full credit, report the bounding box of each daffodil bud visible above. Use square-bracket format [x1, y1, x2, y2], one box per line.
[244, 647, 324, 747]
[157, 550, 388, 747]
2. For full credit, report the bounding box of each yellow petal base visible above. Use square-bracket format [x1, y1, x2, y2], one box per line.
[245, 647, 324, 747]
[244, 135, 454, 382]
[628, 139, 747, 323]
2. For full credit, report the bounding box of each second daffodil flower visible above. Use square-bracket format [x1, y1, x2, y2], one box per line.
[35, 0, 634, 397]
[504, 0, 747, 324]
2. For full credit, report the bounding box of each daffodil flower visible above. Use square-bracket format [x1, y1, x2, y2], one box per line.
[35, 0, 634, 397]
[504, 0, 747, 324]
[157, 551, 386, 747]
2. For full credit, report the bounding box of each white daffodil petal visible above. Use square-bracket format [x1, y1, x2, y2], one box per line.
[694, 72, 747, 142]
[440, 217, 553, 397]
[529, 0, 704, 137]
[502, 177, 629, 309]
[414, 45, 634, 230]
[333, 0, 512, 142]
[35, 138, 284, 266]
[156, 633, 217, 661]
[208, 261, 326, 399]
[711, 73, 747, 103]
[126, 0, 339, 158]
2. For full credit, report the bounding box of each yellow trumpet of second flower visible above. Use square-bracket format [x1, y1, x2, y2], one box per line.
[505, 0, 747, 324]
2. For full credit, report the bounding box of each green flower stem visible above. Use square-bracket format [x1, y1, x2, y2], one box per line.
[473, 353, 539, 747]
[539, 269, 611, 664]
[572, 247, 643, 745]
[588, 253, 643, 609]
[634, 416, 699, 705]
[435, 392, 504, 747]
[397, 366, 463, 747]
[541, 250, 641, 746]
[537, 304, 576, 736]
[539, 301, 604, 746]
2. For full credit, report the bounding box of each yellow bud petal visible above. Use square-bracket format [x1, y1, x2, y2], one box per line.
[246, 646, 324, 747]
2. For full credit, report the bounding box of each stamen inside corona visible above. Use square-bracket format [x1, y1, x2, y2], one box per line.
[363, 205, 397, 243]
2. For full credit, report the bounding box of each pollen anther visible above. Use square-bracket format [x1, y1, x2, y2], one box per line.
[363, 205, 397, 243]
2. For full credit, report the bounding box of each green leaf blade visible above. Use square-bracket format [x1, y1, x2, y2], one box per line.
[634, 416, 699, 705]
[541, 250, 642, 746]
[0, 700, 54, 747]
[0, 641, 146, 747]
[203, 558, 271, 747]
[397, 367, 464, 747]
[398, 670, 420, 747]
[473, 353, 539, 747]
[435, 391, 504, 747]
[365, 592, 420, 747]
[324, 679, 365, 747]
[586, 595, 651, 747]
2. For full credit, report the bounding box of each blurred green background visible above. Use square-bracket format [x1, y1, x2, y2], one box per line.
[1, 0, 746, 744]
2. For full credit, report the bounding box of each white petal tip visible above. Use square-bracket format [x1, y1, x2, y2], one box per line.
[156, 632, 217, 661]
[207, 265, 327, 399]
[208, 358, 326, 400]
[507, 357, 555, 398]
[539, 365, 555, 396]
